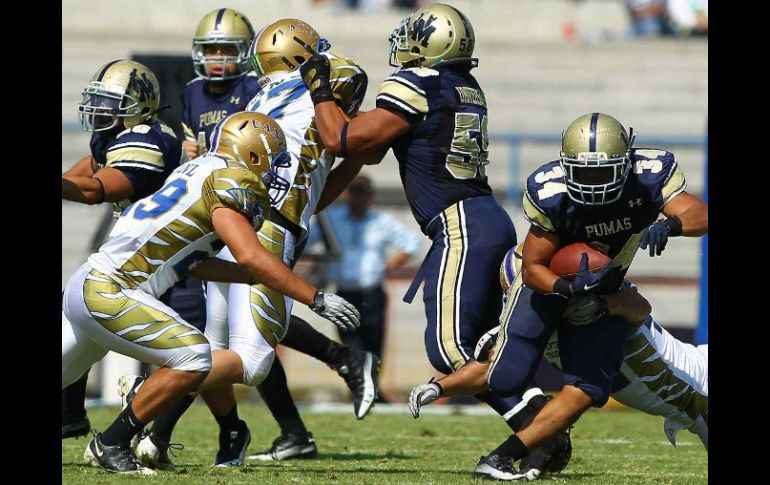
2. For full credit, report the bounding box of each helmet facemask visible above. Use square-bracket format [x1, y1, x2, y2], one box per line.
[559, 151, 631, 206]
[388, 17, 410, 67]
[78, 82, 140, 132]
[260, 150, 292, 205]
[192, 38, 252, 81]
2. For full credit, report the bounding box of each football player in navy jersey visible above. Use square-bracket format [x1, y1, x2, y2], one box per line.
[410, 244, 708, 479]
[62, 59, 186, 440]
[478, 112, 708, 477]
[181, 8, 259, 161]
[298, 3, 565, 479]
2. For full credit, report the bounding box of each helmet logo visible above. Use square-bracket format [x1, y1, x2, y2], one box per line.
[128, 68, 156, 102]
[410, 14, 438, 47]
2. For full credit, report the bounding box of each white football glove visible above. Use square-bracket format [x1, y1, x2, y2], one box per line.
[310, 291, 361, 332]
[562, 294, 608, 326]
[408, 379, 443, 418]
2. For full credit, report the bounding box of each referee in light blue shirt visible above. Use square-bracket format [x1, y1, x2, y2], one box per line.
[309, 176, 422, 386]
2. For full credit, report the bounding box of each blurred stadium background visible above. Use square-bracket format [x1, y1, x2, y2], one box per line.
[61, 0, 707, 407]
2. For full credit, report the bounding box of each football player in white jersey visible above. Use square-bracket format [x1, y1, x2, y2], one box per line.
[200, 17, 378, 464]
[409, 245, 708, 480]
[62, 111, 360, 474]
[127, 18, 376, 470]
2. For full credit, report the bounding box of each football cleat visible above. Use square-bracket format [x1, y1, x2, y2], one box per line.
[247, 432, 318, 461]
[134, 431, 183, 471]
[474, 453, 520, 480]
[84, 432, 156, 475]
[518, 426, 573, 479]
[213, 420, 251, 467]
[333, 350, 380, 419]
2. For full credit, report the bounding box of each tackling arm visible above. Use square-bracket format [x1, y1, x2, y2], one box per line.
[211, 207, 317, 305]
[188, 258, 255, 284]
[313, 102, 410, 158]
[62, 160, 135, 205]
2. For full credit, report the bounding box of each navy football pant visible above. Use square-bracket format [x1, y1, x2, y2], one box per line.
[159, 276, 207, 332]
[410, 196, 524, 415]
[489, 284, 629, 407]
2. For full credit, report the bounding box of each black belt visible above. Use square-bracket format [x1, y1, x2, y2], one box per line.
[269, 207, 303, 241]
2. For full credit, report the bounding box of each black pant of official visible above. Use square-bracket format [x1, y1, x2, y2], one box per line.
[336, 286, 387, 361]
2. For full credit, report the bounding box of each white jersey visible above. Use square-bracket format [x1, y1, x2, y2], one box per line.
[245, 51, 366, 239]
[88, 155, 268, 298]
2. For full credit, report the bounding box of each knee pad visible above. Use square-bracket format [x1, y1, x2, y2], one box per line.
[236, 346, 276, 387]
[487, 361, 529, 398]
[167, 344, 212, 373]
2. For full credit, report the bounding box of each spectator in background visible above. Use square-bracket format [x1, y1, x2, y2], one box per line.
[310, 176, 422, 398]
[667, 0, 707, 37]
[625, 0, 670, 37]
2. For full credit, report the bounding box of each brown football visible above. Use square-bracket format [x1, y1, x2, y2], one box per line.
[549, 243, 611, 280]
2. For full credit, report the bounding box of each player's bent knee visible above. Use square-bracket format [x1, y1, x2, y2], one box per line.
[563, 383, 605, 409]
[237, 346, 276, 387]
[487, 364, 528, 397]
[166, 344, 212, 374]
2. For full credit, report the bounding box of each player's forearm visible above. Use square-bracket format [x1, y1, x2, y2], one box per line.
[604, 287, 651, 326]
[676, 204, 708, 237]
[315, 157, 365, 213]
[663, 192, 708, 237]
[522, 263, 561, 295]
[313, 101, 348, 155]
[438, 360, 490, 397]
[61, 175, 103, 204]
[240, 251, 317, 306]
[189, 258, 253, 284]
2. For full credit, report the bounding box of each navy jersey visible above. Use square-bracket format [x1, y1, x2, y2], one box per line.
[523, 148, 687, 259]
[180, 73, 261, 153]
[89, 120, 185, 210]
[375, 63, 492, 232]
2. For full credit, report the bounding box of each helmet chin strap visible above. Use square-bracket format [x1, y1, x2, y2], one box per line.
[149, 104, 171, 118]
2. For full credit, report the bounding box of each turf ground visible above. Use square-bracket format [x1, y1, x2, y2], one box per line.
[62, 403, 707, 484]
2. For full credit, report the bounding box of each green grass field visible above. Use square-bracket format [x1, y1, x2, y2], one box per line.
[62, 403, 707, 484]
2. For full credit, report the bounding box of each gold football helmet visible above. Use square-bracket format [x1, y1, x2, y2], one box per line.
[389, 3, 476, 68]
[192, 8, 255, 81]
[559, 113, 636, 206]
[209, 112, 292, 204]
[248, 18, 330, 79]
[78, 59, 160, 132]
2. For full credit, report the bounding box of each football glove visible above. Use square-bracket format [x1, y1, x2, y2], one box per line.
[562, 294, 608, 326]
[570, 253, 623, 297]
[408, 379, 443, 419]
[639, 216, 682, 257]
[299, 52, 333, 105]
[310, 291, 361, 332]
